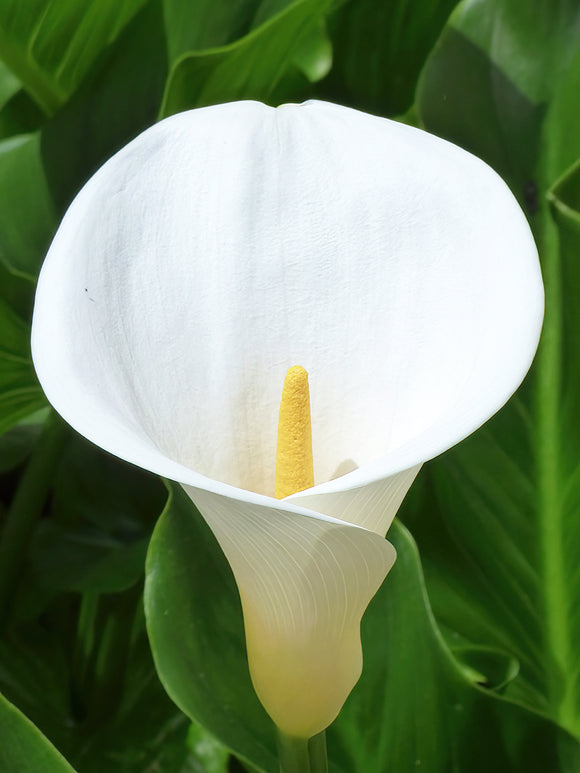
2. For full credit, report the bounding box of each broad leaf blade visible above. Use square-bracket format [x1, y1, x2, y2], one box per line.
[0, 0, 148, 115]
[162, 0, 297, 62]
[334, 519, 580, 773]
[0, 692, 75, 772]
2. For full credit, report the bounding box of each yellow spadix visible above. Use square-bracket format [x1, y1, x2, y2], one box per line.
[275, 366, 315, 499]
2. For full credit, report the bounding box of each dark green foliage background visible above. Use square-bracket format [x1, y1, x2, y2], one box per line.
[0, 1, 579, 770]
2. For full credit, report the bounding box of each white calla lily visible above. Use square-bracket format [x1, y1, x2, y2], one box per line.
[31, 100, 543, 739]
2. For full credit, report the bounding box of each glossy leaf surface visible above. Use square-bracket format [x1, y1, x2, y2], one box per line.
[0, 692, 75, 772]
[0, 0, 148, 114]
[416, 0, 580, 738]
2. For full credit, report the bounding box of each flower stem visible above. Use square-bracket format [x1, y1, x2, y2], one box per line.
[308, 732, 328, 773]
[277, 730, 329, 773]
[0, 410, 67, 629]
[277, 731, 311, 773]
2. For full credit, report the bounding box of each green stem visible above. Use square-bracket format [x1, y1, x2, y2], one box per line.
[308, 732, 328, 773]
[277, 731, 311, 773]
[72, 590, 101, 713]
[277, 729, 329, 773]
[0, 410, 67, 628]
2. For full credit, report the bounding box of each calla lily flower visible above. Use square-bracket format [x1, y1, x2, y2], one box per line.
[31, 100, 543, 740]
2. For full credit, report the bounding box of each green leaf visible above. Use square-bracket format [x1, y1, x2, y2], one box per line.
[0, 133, 56, 279]
[162, 0, 290, 62]
[0, 627, 71, 750]
[0, 0, 148, 115]
[0, 298, 45, 436]
[315, 0, 459, 116]
[40, 0, 167, 213]
[69, 622, 205, 773]
[0, 603, 203, 773]
[549, 157, 580, 229]
[0, 691, 75, 772]
[415, 0, 580, 739]
[0, 60, 20, 112]
[186, 722, 230, 773]
[161, 0, 333, 116]
[438, 0, 579, 105]
[0, 261, 35, 320]
[332, 519, 580, 773]
[21, 435, 166, 597]
[0, 89, 45, 142]
[0, 422, 41, 474]
[145, 483, 580, 772]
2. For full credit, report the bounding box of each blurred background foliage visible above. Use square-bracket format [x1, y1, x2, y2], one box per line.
[0, 0, 579, 771]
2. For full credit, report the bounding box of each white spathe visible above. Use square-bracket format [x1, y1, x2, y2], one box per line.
[31, 100, 543, 738]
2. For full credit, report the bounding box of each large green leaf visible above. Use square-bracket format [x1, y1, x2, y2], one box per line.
[0, 691, 75, 772]
[145, 483, 580, 772]
[161, 0, 333, 116]
[333, 518, 580, 773]
[39, 0, 167, 214]
[315, 0, 459, 116]
[0, 0, 148, 116]
[415, 0, 580, 738]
